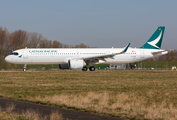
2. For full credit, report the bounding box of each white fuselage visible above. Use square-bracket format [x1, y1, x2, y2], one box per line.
[5, 47, 167, 65]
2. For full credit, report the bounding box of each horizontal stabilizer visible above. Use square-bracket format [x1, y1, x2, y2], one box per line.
[151, 49, 172, 55]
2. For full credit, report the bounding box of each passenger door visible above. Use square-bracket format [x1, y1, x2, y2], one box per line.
[140, 50, 144, 58]
[23, 50, 28, 59]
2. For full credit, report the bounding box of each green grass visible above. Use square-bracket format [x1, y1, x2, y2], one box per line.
[0, 70, 177, 119]
[1, 58, 177, 70]
[0, 70, 176, 101]
[1, 61, 177, 70]
[142, 61, 177, 69]
[0, 62, 109, 70]
[0, 70, 176, 95]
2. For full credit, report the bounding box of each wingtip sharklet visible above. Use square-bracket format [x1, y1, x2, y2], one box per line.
[123, 43, 131, 53]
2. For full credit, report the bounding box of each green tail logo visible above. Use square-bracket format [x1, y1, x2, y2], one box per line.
[140, 26, 165, 49]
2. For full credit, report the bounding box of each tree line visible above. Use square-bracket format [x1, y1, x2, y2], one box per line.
[0, 27, 91, 59]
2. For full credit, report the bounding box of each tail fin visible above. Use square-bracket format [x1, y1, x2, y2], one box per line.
[140, 26, 165, 49]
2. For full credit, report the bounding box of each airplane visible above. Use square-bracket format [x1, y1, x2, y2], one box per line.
[5, 26, 169, 71]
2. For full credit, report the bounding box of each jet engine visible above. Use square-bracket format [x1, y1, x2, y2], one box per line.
[69, 59, 86, 69]
[58, 59, 86, 69]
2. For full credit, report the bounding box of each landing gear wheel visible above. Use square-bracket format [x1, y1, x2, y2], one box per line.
[82, 66, 88, 71]
[89, 66, 95, 71]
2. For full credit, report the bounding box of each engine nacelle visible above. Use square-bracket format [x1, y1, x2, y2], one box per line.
[69, 59, 86, 69]
[58, 64, 70, 69]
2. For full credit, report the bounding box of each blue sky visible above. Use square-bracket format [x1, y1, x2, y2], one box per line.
[0, 0, 177, 49]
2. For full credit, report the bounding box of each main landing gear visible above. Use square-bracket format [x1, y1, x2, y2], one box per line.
[82, 66, 88, 71]
[89, 66, 95, 71]
[82, 66, 95, 71]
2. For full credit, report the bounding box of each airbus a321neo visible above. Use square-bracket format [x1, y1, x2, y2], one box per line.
[5, 26, 169, 71]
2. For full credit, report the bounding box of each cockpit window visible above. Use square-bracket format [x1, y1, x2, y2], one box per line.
[11, 52, 19, 55]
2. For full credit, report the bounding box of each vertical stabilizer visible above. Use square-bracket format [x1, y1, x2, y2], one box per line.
[140, 26, 165, 49]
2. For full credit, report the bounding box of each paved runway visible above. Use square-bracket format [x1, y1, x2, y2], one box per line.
[0, 97, 125, 120]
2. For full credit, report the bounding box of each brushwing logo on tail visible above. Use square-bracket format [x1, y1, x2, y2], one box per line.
[147, 30, 162, 49]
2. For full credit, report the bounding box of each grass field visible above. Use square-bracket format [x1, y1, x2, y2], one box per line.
[0, 70, 177, 120]
[141, 61, 177, 69]
[0, 60, 109, 70]
[1, 61, 177, 70]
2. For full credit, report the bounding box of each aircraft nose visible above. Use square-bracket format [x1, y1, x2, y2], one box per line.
[5, 56, 11, 63]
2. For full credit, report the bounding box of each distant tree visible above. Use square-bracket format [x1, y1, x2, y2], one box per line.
[52, 40, 63, 48]
[63, 44, 70, 48]
[38, 39, 48, 48]
[0, 27, 11, 57]
[0, 27, 6, 57]
[166, 50, 177, 61]
[47, 40, 52, 48]
[38, 39, 53, 48]
[158, 55, 165, 61]
[74, 43, 90, 48]
[11, 30, 28, 50]
[27, 32, 43, 48]
[69, 44, 75, 48]
[157, 50, 177, 61]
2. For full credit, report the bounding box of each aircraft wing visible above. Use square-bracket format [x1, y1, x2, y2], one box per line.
[79, 43, 130, 61]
